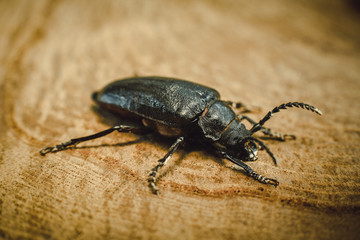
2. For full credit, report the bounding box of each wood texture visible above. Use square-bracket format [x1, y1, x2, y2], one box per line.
[1, 0, 360, 239]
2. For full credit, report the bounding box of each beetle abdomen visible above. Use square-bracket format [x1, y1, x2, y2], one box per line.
[93, 77, 220, 127]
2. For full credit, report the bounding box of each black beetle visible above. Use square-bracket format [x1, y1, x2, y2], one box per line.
[40, 76, 322, 194]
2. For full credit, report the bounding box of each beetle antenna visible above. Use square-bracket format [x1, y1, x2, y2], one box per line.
[251, 138, 278, 165]
[250, 102, 322, 134]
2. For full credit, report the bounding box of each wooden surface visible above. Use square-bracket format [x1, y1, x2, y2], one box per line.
[1, 0, 360, 239]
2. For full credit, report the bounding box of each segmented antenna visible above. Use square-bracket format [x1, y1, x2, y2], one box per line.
[250, 102, 322, 134]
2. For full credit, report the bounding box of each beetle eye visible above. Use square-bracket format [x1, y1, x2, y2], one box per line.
[244, 140, 258, 161]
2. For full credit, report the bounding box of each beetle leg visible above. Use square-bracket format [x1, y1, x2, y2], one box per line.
[239, 115, 295, 141]
[148, 136, 184, 195]
[222, 100, 251, 113]
[260, 128, 296, 141]
[40, 125, 146, 155]
[219, 151, 279, 187]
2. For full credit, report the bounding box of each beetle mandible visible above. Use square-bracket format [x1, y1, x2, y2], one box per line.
[40, 76, 322, 194]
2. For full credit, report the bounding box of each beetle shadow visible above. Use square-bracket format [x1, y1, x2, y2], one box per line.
[154, 141, 241, 184]
[154, 143, 249, 187]
[153, 139, 203, 181]
[88, 105, 248, 180]
[59, 137, 148, 152]
[44, 106, 148, 153]
[91, 105, 143, 128]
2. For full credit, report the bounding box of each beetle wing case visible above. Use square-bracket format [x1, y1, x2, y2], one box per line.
[93, 77, 220, 127]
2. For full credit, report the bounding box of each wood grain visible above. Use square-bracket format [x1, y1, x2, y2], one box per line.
[1, 0, 360, 239]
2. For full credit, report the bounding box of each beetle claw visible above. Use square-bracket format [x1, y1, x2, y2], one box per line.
[283, 134, 296, 141]
[40, 143, 69, 155]
[40, 147, 52, 155]
[266, 178, 279, 187]
[40, 146, 59, 155]
[148, 183, 160, 195]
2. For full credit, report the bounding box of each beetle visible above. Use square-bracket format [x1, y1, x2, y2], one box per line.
[40, 76, 322, 194]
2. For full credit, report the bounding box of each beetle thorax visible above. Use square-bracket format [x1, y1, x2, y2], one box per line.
[197, 100, 237, 141]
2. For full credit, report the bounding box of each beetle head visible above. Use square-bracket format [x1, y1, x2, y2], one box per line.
[242, 140, 258, 161]
[223, 137, 258, 162]
[218, 121, 259, 161]
[235, 137, 278, 165]
[219, 128, 278, 165]
[233, 139, 258, 161]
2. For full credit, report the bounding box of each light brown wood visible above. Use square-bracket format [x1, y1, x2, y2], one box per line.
[1, 0, 360, 239]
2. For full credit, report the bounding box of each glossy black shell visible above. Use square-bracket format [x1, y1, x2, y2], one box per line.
[92, 77, 220, 127]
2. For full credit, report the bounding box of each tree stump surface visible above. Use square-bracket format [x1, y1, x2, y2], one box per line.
[1, 1, 360, 239]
